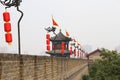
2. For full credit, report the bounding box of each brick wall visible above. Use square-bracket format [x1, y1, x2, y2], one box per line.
[0, 53, 88, 80]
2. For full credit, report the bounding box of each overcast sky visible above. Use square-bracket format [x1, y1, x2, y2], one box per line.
[0, 0, 120, 55]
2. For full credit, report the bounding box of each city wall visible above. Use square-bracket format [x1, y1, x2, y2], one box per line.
[0, 53, 88, 80]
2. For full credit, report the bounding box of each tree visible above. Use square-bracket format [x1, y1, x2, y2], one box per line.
[83, 49, 120, 80]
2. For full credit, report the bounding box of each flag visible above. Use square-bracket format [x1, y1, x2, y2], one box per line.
[52, 17, 59, 27]
[78, 43, 82, 47]
[77, 42, 83, 49]
[73, 38, 76, 42]
[66, 31, 70, 37]
[77, 43, 80, 46]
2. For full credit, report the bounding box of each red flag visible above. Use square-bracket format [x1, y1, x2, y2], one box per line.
[77, 43, 80, 46]
[78, 43, 82, 48]
[73, 39, 76, 42]
[52, 17, 59, 27]
[66, 31, 70, 37]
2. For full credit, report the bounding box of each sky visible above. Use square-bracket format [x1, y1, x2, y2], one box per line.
[0, 0, 120, 55]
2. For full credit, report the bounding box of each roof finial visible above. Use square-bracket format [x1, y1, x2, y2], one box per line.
[60, 29, 62, 32]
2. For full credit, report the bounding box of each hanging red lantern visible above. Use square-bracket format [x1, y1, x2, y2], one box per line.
[74, 49, 76, 57]
[61, 42, 64, 48]
[61, 49, 64, 55]
[77, 50, 79, 57]
[46, 39, 50, 45]
[81, 52, 83, 58]
[3, 11, 13, 44]
[47, 45, 50, 51]
[79, 52, 81, 58]
[4, 22, 11, 32]
[61, 42, 65, 54]
[46, 34, 50, 39]
[3, 11, 10, 22]
[70, 46, 72, 55]
[5, 33, 12, 43]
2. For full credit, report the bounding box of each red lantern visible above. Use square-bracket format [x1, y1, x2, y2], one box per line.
[61, 42, 64, 48]
[79, 52, 81, 58]
[46, 39, 50, 45]
[81, 52, 83, 58]
[5, 33, 12, 43]
[3, 11, 10, 22]
[4, 22, 11, 32]
[46, 34, 50, 39]
[74, 49, 76, 57]
[70, 46, 72, 55]
[77, 50, 79, 57]
[47, 45, 50, 51]
[61, 42, 64, 54]
[61, 49, 64, 55]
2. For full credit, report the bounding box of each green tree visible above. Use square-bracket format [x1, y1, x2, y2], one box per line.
[83, 49, 120, 80]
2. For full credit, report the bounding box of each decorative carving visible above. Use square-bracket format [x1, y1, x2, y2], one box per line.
[0, 0, 22, 7]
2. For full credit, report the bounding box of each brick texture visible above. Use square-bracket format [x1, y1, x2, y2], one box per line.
[0, 53, 88, 80]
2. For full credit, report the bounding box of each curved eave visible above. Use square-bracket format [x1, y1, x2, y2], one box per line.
[50, 39, 72, 42]
[50, 31, 72, 42]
